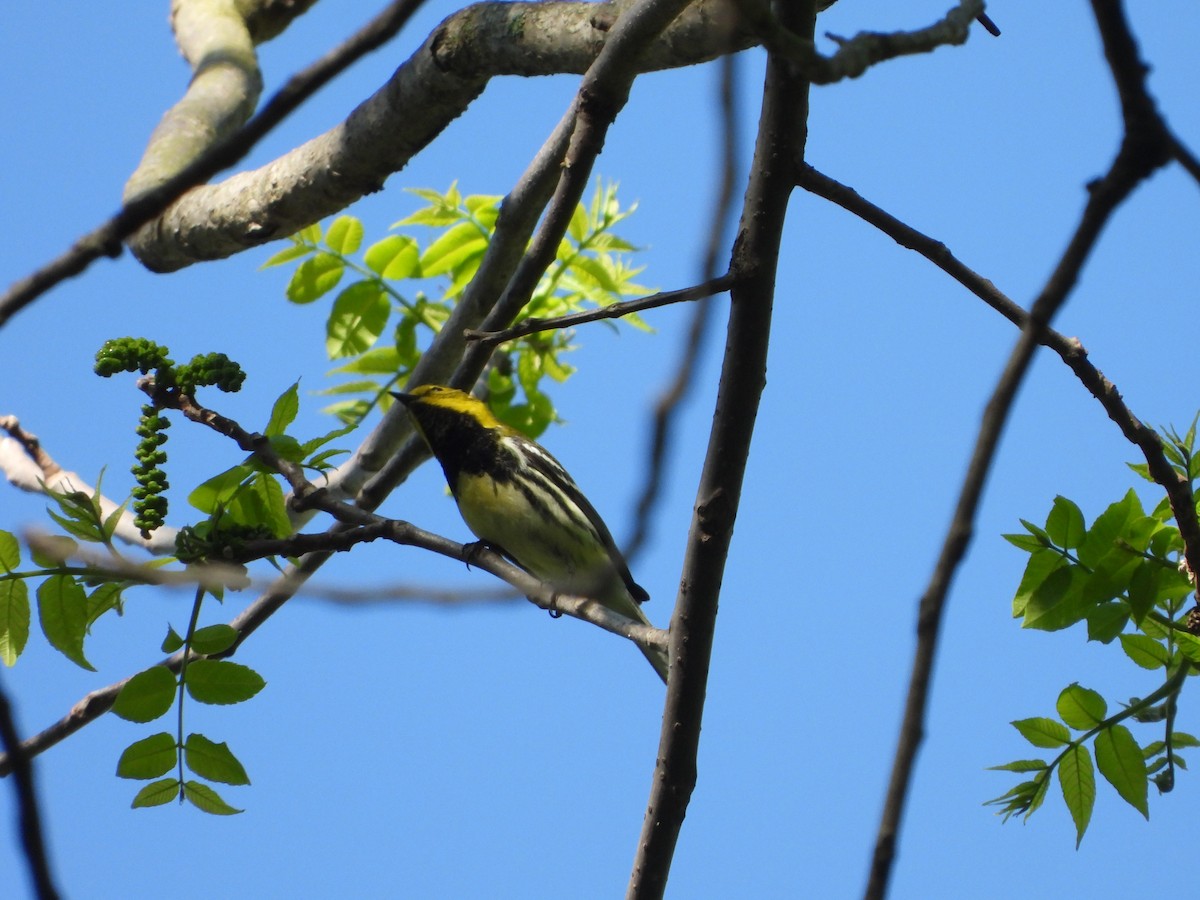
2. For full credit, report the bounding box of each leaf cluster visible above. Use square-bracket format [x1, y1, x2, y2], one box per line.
[182, 382, 350, 559]
[262, 180, 650, 437]
[0, 482, 132, 670]
[990, 418, 1200, 844]
[113, 618, 264, 815]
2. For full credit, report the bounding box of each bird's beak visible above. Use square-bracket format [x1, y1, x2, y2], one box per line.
[390, 391, 413, 406]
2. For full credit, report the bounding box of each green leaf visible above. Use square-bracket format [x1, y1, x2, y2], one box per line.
[320, 398, 371, 425]
[1003, 533, 1046, 552]
[1077, 489, 1143, 569]
[183, 780, 243, 815]
[1012, 549, 1065, 618]
[1079, 515, 1157, 609]
[396, 184, 463, 226]
[464, 193, 501, 215]
[1021, 565, 1088, 632]
[188, 463, 254, 514]
[265, 382, 300, 437]
[226, 473, 290, 539]
[268, 433, 305, 463]
[101, 501, 128, 542]
[1019, 518, 1054, 548]
[0, 530, 19, 570]
[1162, 437, 1186, 469]
[1026, 772, 1050, 819]
[1012, 717, 1071, 748]
[1059, 744, 1095, 847]
[0, 579, 30, 666]
[984, 777, 1046, 823]
[326, 282, 389, 358]
[1126, 562, 1161, 624]
[1173, 732, 1200, 749]
[161, 624, 185, 653]
[567, 202, 589, 242]
[419, 221, 487, 277]
[315, 379, 381, 397]
[1118, 633, 1170, 670]
[116, 732, 178, 780]
[294, 222, 322, 244]
[329, 345, 402, 377]
[185, 733, 250, 785]
[259, 242, 314, 269]
[86, 582, 124, 626]
[1095, 725, 1148, 818]
[298, 423, 356, 457]
[1085, 601, 1127, 643]
[1176, 632, 1200, 665]
[45, 488, 106, 543]
[185, 659, 265, 705]
[131, 778, 180, 809]
[325, 215, 364, 255]
[364, 234, 420, 280]
[986, 759, 1048, 772]
[36, 575, 94, 670]
[286, 253, 344, 304]
[111, 666, 178, 723]
[395, 205, 460, 227]
[568, 254, 622, 293]
[1045, 496, 1086, 550]
[190, 624, 238, 656]
[1057, 684, 1107, 730]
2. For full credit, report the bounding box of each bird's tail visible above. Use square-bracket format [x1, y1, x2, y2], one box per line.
[602, 582, 669, 685]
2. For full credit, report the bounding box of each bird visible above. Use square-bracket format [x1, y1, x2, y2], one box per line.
[393, 384, 669, 683]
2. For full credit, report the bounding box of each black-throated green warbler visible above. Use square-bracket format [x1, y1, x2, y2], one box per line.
[394, 384, 669, 683]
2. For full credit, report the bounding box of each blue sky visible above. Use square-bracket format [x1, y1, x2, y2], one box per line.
[2, 2, 1199, 897]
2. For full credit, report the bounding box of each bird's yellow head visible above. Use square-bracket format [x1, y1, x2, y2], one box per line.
[392, 385, 504, 430]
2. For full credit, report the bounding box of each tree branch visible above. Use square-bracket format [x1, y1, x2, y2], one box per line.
[864, 1, 1177, 895]
[736, 0, 985, 85]
[628, 52, 741, 561]
[126, 0, 754, 273]
[0, 672, 60, 899]
[462, 274, 735, 346]
[21, 530, 519, 607]
[0, 0, 430, 329]
[796, 162, 1200, 570]
[627, 1, 816, 895]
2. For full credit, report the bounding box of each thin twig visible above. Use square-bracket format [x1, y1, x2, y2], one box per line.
[0, 0, 427, 328]
[739, 0, 984, 85]
[1168, 132, 1200, 185]
[797, 161, 1200, 563]
[863, 2, 1177, 896]
[22, 530, 518, 606]
[462, 274, 735, 346]
[627, 52, 741, 561]
[0, 673, 60, 899]
[627, 2, 816, 895]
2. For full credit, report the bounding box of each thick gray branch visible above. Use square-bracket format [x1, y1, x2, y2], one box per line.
[127, 0, 750, 272]
[124, 0, 317, 202]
